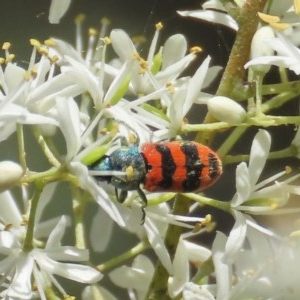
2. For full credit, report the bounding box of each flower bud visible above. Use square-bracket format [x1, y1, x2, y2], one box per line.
[250, 26, 275, 73]
[0, 161, 24, 192]
[207, 96, 246, 124]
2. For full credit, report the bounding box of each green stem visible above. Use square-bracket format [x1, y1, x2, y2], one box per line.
[261, 80, 300, 97]
[97, 241, 149, 272]
[145, 194, 191, 300]
[32, 127, 61, 168]
[183, 115, 300, 134]
[254, 73, 264, 116]
[217, 91, 300, 157]
[23, 167, 78, 186]
[197, 0, 267, 145]
[23, 181, 44, 251]
[72, 189, 90, 249]
[223, 146, 297, 164]
[184, 193, 231, 213]
[17, 124, 27, 171]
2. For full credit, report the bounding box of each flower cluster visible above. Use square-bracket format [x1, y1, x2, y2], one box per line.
[0, 0, 300, 299]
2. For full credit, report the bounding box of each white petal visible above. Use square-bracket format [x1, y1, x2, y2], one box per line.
[223, 211, 247, 264]
[185, 56, 211, 115]
[183, 240, 211, 262]
[7, 252, 34, 299]
[63, 55, 103, 106]
[162, 34, 187, 70]
[0, 122, 16, 142]
[177, 10, 238, 31]
[48, 0, 71, 24]
[4, 63, 25, 92]
[245, 56, 300, 74]
[43, 246, 89, 262]
[35, 183, 57, 225]
[144, 217, 173, 274]
[251, 26, 275, 59]
[212, 232, 231, 300]
[110, 29, 137, 62]
[109, 255, 153, 293]
[156, 52, 196, 82]
[82, 285, 117, 300]
[56, 97, 81, 160]
[0, 103, 58, 127]
[90, 207, 114, 252]
[45, 215, 68, 248]
[36, 253, 102, 283]
[103, 60, 133, 104]
[231, 162, 250, 207]
[248, 129, 271, 188]
[0, 190, 22, 224]
[70, 162, 126, 227]
[250, 26, 275, 73]
[168, 239, 189, 298]
[28, 72, 84, 104]
[183, 282, 215, 300]
[48, 38, 85, 63]
[34, 216, 62, 240]
[0, 231, 19, 250]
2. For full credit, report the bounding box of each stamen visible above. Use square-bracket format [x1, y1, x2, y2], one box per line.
[38, 46, 49, 56]
[155, 22, 163, 30]
[44, 39, 56, 47]
[285, 166, 292, 174]
[30, 39, 41, 49]
[101, 37, 111, 45]
[270, 22, 290, 30]
[190, 46, 202, 54]
[258, 12, 280, 23]
[74, 13, 86, 24]
[2, 42, 11, 50]
[74, 14, 86, 53]
[295, 0, 300, 14]
[5, 54, 15, 63]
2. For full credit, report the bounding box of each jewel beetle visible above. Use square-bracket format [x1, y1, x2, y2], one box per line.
[89, 141, 222, 209]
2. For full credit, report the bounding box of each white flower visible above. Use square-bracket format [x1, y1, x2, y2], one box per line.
[231, 129, 296, 213]
[0, 41, 88, 141]
[208, 228, 300, 300]
[54, 96, 126, 227]
[0, 185, 102, 299]
[224, 129, 300, 263]
[151, 55, 221, 139]
[245, 32, 300, 74]
[109, 27, 198, 95]
[168, 233, 212, 298]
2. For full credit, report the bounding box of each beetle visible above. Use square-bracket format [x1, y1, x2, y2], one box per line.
[89, 140, 222, 211]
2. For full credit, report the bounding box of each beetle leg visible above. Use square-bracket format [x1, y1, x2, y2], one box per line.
[136, 187, 148, 224]
[115, 188, 128, 203]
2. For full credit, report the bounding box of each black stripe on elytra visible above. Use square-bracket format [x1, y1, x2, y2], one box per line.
[181, 142, 202, 191]
[155, 144, 176, 189]
[208, 152, 219, 179]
